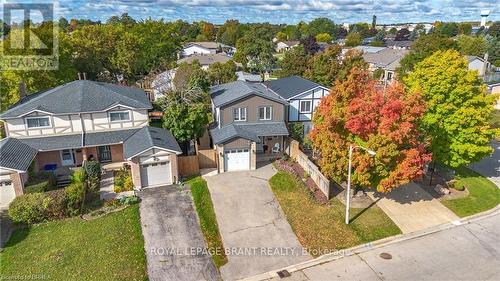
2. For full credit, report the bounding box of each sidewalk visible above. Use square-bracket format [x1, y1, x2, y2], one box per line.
[368, 182, 459, 233]
[244, 206, 500, 281]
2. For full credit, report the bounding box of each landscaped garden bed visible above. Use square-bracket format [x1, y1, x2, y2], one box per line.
[269, 170, 401, 257]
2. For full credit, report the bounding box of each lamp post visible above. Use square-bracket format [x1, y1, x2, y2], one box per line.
[345, 145, 376, 224]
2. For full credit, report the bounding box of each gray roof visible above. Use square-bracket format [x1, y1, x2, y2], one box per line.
[210, 80, 287, 108]
[210, 122, 288, 145]
[0, 138, 38, 172]
[362, 48, 409, 71]
[177, 53, 235, 66]
[184, 41, 226, 50]
[0, 80, 152, 119]
[265, 76, 325, 100]
[123, 126, 182, 159]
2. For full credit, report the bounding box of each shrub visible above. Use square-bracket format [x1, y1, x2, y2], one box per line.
[8, 193, 52, 224]
[84, 161, 101, 192]
[46, 189, 68, 220]
[114, 168, 132, 193]
[70, 168, 86, 184]
[24, 172, 57, 193]
[65, 182, 85, 215]
[123, 176, 134, 191]
[448, 180, 466, 191]
[118, 195, 139, 205]
[289, 123, 304, 143]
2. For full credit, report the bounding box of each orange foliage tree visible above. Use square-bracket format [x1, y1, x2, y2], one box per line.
[309, 68, 431, 192]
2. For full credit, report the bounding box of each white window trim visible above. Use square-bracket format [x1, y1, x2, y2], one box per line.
[233, 107, 247, 122]
[259, 106, 273, 121]
[25, 116, 51, 129]
[108, 110, 131, 123]
[299, 100, 312, 113]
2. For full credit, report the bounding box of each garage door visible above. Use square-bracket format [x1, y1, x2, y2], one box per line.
[0, 181, 15, 209]
[224, 148, 250, 171]
[140, 161, 172, 188]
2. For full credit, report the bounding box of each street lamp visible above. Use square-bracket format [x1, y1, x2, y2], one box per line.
[345, 145, 376, 224]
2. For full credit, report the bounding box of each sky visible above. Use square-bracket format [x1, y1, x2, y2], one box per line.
[2, 0, 499, 25]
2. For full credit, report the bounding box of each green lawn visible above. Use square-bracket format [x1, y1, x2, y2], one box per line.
[269, 171, 401, 256]
[441, 167, 500, 217]
[0, 205, 147, 281]
[187, 177, 228, 268]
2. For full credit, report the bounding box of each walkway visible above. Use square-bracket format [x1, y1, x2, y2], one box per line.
[249, 207, 500, 281]
[205, 163, 311, 281]
[369, 182, 459, 233]
[469, 140, 500, 188]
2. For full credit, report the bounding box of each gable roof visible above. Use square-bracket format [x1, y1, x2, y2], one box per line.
[124, 126, 182, 159]
[362, 48, 409, 70]
[0, 80, 151, 119]
[264, 76, 325, 100]
[210, 80, 287, 108]
[184, 41, 226, 50]
[0, 138, 38, 172]
[210, 122, 288, 145]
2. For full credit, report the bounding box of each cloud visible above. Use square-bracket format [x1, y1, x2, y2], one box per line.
[48, 0, 499, 24]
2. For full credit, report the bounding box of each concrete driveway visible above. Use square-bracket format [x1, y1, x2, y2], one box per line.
[470, 140, 500, 188]
[205, 163, 311, 281]
[138, 185, 218, 281]
[369, 182, 459, 233]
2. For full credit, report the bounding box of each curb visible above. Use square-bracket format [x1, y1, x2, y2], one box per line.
[240, 204, 500, 281]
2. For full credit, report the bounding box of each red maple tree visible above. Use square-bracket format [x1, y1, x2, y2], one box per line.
[310, 68, 431, 192]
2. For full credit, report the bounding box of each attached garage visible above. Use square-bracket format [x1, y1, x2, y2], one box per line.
[224, 148, 250, 171]
[140, 161, 172, 187]
[0, 174, 15, 209]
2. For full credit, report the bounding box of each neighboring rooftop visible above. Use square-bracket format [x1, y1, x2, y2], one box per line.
[265, 76, 325, 100]
[362, 48, 409, 70]
[210, 80, 287, 108]
[123, 126, 182, 158]
[0, 80, 151, 119]
[184, 41, 226, 50]
[177, 53, 235, 66]
[237, 71, 262, 82]
[279, 40, 300, 46]
[0, 138, 38, 172]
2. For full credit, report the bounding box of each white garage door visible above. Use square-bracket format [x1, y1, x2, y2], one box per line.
[224, 148, 250, 171]
[0, 181, 15, 209]
[140, 161, 172, 188]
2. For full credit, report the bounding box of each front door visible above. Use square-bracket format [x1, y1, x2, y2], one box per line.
[98, 146, 112, 163]
[60, 149, 75, 166]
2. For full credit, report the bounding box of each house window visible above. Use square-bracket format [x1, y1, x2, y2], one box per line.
[233, 107, 246, 122]
[300, 100, 312, 113]
[109, 111, 130, 122]
[258, 106, 272, 120]
[26, 117, 50, 128]
[386, 71, 394, 81]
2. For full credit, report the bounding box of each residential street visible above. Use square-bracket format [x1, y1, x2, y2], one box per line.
[470, 140, 500, 188]
[369, 182, 459, 233]
[138, 186, 219, 281]
[250, 208, 500, 281]
[205, 163, 311, 280]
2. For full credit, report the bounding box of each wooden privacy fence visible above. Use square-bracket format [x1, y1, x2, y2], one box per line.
[197, 149, 217, 169]
[286, 139, 332, 199]
[177, 155, 200, 177]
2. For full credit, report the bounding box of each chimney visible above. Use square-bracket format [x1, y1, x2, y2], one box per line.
[77, 72, 82, 80]
[19, 81, 27, 99]
[83, 72, 87, 80]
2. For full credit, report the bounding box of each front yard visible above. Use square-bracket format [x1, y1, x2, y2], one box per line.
[0, 205, 147, 280]
[269, 171, 401, 256]
[441, 167, 500, 217]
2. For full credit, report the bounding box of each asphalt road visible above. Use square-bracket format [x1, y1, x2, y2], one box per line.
[470, 140, 500, 188]
[257, 208, 500, 281]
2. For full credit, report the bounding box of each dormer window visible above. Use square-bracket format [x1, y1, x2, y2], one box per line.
[26, 117, 51, 128]
[109, 111, 130, 122]
[233, 107, 246, 122]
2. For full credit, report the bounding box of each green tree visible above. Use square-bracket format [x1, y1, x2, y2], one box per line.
[315, 33, 332, 43]
[434, 22, 459, 37]
[458, 23, 472, 35]
[173, 61, 210, 93]
[208, 60, 237, 85]
[388, 27, 397, 35]
[398, 33, 457, 77]
[304, 18, 337, 38]
[233, 29, 275, 73]
[345, 32, 362, 47]
[277, 45, 309, 78]
[217, 20, 243, 46]
[457, 35, 488, 57]
[405, 50, 497, 168]
[276, 31, 288, 41]
[485, 34, 500, 66]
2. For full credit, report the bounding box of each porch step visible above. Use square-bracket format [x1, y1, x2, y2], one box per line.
[56, 176, 71, 188]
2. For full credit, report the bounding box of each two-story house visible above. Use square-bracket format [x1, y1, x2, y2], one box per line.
[265, 76, 330, 135]
[209, 81, 289, 172]
[0, 80, 181, 207]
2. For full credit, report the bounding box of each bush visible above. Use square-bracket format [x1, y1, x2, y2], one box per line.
[114, 168, 133, 193]
[46, 189, 68, 220]
[71, 168, 86, 184]
[118, 195, 139, 205]
[448, 180, 466, 191]
[289, 123, 304, 143]
[84, 161, 101, 192]
[24, 172, 57, 194]
[8, 193, 52, 224]
[65, 182, 85, 215]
